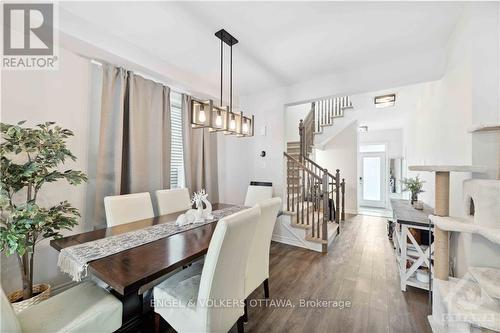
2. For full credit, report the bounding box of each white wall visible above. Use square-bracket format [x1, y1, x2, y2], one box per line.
[1, 47, 92, 292]
[359, 129, 403, 159]
[284, 103, 311, 143]
[315, 122, 359, 214]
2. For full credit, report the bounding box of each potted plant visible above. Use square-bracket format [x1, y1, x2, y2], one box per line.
[0, 121, 87, 312]
[402, 175, 425, 208]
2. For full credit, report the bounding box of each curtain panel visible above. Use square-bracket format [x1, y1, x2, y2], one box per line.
[182, 95, 219, 203]
[92, 64, 171, 228]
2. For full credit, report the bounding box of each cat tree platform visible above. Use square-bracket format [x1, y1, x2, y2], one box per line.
[429, 215, 500, 245]
[408, 165, 487, 280]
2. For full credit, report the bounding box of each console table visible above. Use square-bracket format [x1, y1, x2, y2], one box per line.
[391, 199, 434, 291]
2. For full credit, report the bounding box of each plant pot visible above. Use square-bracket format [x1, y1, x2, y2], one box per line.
[413, 201, 424, 210]
[8, 283, 51, 314]
[410, 193, 418, 205]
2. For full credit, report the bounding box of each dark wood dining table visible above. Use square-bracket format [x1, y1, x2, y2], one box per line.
[50, 203, 235, 332]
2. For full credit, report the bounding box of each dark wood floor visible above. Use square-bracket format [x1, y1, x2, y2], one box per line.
[242, 214, 432, 333]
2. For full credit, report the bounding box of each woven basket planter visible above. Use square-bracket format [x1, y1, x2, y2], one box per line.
[8, 283, 51, 314]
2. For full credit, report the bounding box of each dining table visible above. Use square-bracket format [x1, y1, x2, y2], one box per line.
[50, 203, 236, 332]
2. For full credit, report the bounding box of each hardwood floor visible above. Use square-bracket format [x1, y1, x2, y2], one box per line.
[243, 214, 432, 333]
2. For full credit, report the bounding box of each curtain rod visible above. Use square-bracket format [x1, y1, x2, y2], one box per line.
[89, 59, 186, 97]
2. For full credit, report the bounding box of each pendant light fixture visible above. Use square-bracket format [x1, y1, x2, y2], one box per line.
[191, 29, 254, 137]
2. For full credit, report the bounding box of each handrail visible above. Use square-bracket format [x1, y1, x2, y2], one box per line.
[283, 152, 322, 180]
[303, 156, 337, 181]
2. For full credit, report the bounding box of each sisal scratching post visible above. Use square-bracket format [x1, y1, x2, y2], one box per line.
[434, 171, 450, 280]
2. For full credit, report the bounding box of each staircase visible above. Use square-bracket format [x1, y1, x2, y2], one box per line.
[280, 96, 352, 253]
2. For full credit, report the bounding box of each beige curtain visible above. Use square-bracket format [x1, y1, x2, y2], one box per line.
[93, 64, 171, 227]
[182, 95, 219, 202]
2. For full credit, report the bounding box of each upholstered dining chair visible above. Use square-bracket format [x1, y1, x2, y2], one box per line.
[1, 281, 122, 333]
[153, 206, 261, 333]
[244, 181, 273, 206]
[243, 197, 282, 322]
[155, 188, 192, 215]
[104, 192, 154, 227]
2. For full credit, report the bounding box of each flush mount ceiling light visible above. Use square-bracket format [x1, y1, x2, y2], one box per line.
[374, 93, 396, 108]
[191, 29, 254, 137]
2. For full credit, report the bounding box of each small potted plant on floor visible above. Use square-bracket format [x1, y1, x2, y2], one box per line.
[0, 121, 87, 312]
[402, 175, 425, 209]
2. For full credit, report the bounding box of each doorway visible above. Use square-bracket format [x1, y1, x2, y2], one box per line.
[359, 144, 386, 208]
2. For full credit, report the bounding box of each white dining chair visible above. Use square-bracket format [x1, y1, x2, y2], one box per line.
[1, 281, 122, 333]
[104, 192, 154, 227]
[153, 206, 261, 333]
[244, 182, 273, 206]
[243, 197, 281, 322]
[155, 188, 192, 215]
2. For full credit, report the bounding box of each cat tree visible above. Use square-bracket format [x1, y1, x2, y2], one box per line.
[409, 165, 500, 332]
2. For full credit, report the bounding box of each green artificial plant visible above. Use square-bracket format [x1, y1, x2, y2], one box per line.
[0, 121, 87, 300]
[402, 175, 425, 204]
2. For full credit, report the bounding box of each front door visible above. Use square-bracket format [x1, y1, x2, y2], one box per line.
[359, 151, 386, 208]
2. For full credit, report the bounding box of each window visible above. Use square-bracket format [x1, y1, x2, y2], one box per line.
[170, 92, 185, 188]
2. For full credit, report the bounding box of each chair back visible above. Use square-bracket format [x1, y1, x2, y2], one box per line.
[244, 182, 273, 206]
[1, 288, 21, 332]
[245, 197, 282, 296]
[155, 188, 192, 215]
[104, 192, 154, 227]
[198, 206, 260, 332]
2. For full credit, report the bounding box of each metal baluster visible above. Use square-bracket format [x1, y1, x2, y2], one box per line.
[304, 172, 311, 225]
[341, 178, 346, 222]
[291, 160, 295, 212]
[335, 169, 341, 226]
[296, 162, 299, 221]
[322, 169, 329, 251]
[301, 166, 305, 225]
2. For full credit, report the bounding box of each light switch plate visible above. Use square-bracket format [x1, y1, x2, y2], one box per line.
[260, 126, 267, 136]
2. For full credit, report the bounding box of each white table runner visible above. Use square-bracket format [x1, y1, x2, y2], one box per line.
[58, 205, 247, 282]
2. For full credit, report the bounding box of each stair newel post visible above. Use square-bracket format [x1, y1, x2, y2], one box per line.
[335, 169, 341, 226]
[341, 178, 346, 222]
[322, 169, 329, 252]
[298, 119, 304, 163]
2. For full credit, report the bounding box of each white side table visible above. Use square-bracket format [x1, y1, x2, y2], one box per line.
[391, 199, 434, 291]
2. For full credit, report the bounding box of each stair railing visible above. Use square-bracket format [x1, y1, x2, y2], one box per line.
[303, 156, 344, 225]
[284, 152, 328, 248]
[313, 96, 353, 133]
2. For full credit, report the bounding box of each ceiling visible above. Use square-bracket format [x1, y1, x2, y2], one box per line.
[60, 2, 464, 96]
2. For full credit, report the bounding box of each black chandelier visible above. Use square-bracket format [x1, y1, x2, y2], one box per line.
[191, 29, 254, 137]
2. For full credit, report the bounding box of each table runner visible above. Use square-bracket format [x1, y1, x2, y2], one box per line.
[58, 205, 247, 282]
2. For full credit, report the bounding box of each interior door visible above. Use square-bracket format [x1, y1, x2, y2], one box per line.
[359, 152, 386, 208]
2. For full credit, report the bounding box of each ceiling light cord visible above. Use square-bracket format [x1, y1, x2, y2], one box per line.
[230, 44, 233, 113]
[220, 38, 223, 107]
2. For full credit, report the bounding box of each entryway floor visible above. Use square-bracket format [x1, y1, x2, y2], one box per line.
[358, 206, 393, 218]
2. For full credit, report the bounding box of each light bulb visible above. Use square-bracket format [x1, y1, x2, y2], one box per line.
[230, 118, 236, 130]
[242, 121, 249, 133]
[198, 110, 206, 123]
[215, 114, 222, 127]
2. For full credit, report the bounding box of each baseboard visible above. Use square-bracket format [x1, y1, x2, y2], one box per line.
[272, 234, 312, 250]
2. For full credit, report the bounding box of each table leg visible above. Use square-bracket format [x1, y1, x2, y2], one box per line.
[111, 290, 145, 333]
[400, 225, 407, 291]
[434, 171, 450, 280]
